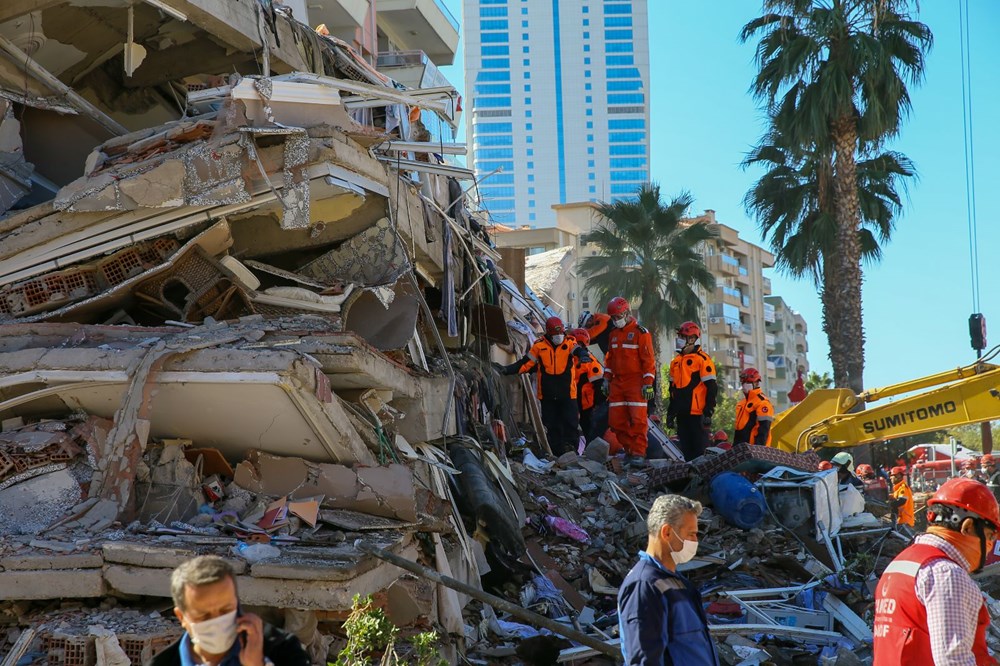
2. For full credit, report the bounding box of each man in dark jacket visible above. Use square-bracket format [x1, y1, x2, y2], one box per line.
[617, 494, 719, 665]
[150, 555, 309, 666]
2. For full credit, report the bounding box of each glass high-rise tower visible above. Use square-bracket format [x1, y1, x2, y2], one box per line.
[464, 0, 650, 226]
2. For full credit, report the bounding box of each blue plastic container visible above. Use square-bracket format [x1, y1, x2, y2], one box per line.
[710, 472, 765, 529]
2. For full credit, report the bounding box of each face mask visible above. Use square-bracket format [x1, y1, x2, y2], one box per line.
[551, 334, 565, 344]
[669, 532, 699, 565]
[186, 610, 238, 654]
[613, 317, 627, 329]
[741, 382, 753, 394]
[675, 337, 687, 351]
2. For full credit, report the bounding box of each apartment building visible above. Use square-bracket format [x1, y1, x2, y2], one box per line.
[278, 0, 460, 84]
[685, 211, 776, 394]
[765, 296, 811, 411]
[464, 0, 651, 226]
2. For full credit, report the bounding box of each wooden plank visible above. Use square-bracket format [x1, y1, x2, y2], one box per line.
[521, 374, 552, 456]
[1, 628, 36, 666]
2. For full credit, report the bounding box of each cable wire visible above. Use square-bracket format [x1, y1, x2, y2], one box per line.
[959, 0, 981, 314]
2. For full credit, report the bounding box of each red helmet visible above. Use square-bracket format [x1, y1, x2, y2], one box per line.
[817, 461, 833, 471]
[677, 321, 701, 338]
[571, 328, 590, 345]
[740, 368, 761, 384]
[983, 454, 995, 465]
[856, 464, 874, 477]
[927, 477, 1000, 530]
[890, 466, 907, 476]
[607, 297, 630, 317]
[545, 317, 565, 336]
[961, 459, 975, 470]
[713, 430, 728, 442]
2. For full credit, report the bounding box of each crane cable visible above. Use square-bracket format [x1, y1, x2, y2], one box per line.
[958, 0, 980, 314]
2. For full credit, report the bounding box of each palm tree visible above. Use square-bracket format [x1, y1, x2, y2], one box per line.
[579, 183, 716, 361]
[743, 126, 915, 386]
[741, 0, 932, 393]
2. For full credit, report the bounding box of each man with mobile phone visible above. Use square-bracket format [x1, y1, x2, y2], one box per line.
[153, 555, 309, 666]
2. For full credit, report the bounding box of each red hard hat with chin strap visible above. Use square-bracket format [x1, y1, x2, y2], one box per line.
[677, 321, 701, 338]
[891, 466, 907, 476]
[571, 328, 590, 345]
[545, 317, 565, 336]
[607, 297, 630, 317]
[927, 477, 1000, 530]
[740, 368, 761, 384]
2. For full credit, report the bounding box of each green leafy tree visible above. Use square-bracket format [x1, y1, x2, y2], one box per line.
[580, 183, 716, 362]
[805, 371, 834, 392]
[744, 130, 915, 374]
[741, 0, 932, 393]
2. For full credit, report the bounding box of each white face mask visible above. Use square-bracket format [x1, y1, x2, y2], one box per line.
[551, 334, 564, 344]
[186, 610, 238, 654]
[669, 532, 699, 565]
[742, 382, 754, 394]
[675, 337, 688, 351]
[613, 316, 627, 329]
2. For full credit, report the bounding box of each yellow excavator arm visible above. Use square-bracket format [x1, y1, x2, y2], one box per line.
[770, 355, 1000, 453]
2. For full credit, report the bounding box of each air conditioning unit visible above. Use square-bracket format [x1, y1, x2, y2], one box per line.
[567, 291, 576, 301]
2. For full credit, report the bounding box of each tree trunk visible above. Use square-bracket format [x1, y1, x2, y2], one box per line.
[829, 116, 865, 395]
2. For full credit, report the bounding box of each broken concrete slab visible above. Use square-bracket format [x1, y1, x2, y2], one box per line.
[0, 552, 103, 571]
[0, 468, 83, 535]
[0, 569, 104, 599]
[101, 542, 247, 575]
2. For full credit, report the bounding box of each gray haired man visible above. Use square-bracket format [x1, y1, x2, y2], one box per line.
[151, 555, 309, 666]
[617, 494, 719, 665]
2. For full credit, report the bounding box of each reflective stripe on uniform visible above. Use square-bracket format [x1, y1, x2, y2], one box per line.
[881, 560, 922, 578]
[621, 343, 639, 349]
[643, 373, 655, 379]
[700, 373, 716, 381]
[609, 401, 648, 407]
[527, 353, 537, 361]
[757, 414, 774, 422]
[589, 375, 603, 382]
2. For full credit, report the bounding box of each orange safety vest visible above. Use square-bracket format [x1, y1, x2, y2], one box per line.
[518, 335, 581, 400]
[668, 348, 716, 416]
[604, 319, 655, 385]
[734, 388, 774, 446]
[576, 354, 605, 411]
[891, 480, 915, 527]
[874, 543, 994, 666]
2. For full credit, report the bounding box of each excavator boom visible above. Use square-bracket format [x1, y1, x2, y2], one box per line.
[771, 353, 1000, 453]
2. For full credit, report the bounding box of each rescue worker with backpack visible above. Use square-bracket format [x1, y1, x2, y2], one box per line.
[499, 317, 589, 455]
[602, 297, 656, 466]
[873, 477, 1000, 666]
[666, 321, 718, 461]
[732, 367, 773, 447]
[571, 328, 608, 442]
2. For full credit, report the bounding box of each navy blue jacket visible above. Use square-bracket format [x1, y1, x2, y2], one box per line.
[617, 551, 719, 666]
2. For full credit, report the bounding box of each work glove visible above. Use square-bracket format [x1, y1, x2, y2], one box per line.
[666, 416, 676, 430]
[600, 378, 610, 396]
[702, 414, 713, 427]
[641, 385, 654, 401]
[574, 347, 592, 364]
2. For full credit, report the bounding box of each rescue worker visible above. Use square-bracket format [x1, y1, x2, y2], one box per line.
[982, 454, 1000, 487]
[831, 452, 865, 490]
[961, 459, 979, 480]
[711, 430, 732, 451]
[572, 328, 607, 442]
[666, 321, 718, 461]
[579, 311, 612, 354]
[873, 478, 1000, 666]
[602, 297, 656, 466]
[856, 464, 876, 483]
[732, 367, 773, 447]
[618, 495, 719, 665]
[500, 317, 588, 455]
[888, 466, 915, 529]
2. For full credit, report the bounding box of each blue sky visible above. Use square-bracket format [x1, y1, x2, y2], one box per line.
[439, 1, 1000, 390]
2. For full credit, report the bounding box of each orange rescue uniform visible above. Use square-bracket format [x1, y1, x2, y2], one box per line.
[891, 480, 915, 527]
[603, 318, 655, 456]
[585, 313, 612, 354]
[576, 354, 605, 411]
[515, 335, 581, 400]
[734, 388, 774, 446]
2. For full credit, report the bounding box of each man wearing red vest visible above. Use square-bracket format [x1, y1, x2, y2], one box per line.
[602, 297, 655, 466]
[873, 477, 1000, 666]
